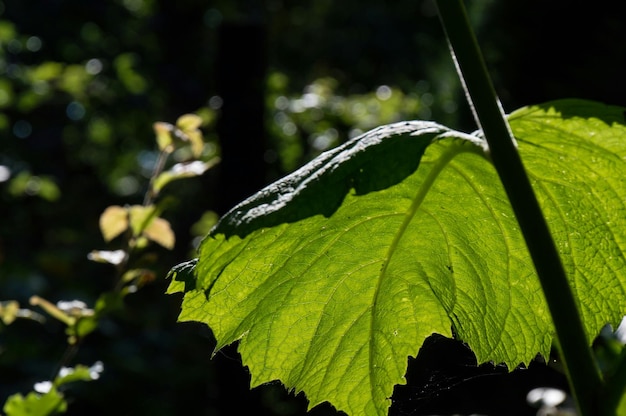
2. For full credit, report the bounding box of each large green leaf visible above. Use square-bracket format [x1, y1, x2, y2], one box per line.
[169, 99, 626, 415]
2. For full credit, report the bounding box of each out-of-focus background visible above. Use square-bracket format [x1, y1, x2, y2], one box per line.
[1, 0, 624, 415]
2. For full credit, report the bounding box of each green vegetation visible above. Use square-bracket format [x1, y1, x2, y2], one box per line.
[2, 113, 216, 415]
[171, 99, 626, 415]
[2, 1, 626, 415]
[171, 2, 626, 416]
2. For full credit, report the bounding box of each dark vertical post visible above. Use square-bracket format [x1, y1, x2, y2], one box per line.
[215, 22, 267, 214]
[213, 22, 270, 413]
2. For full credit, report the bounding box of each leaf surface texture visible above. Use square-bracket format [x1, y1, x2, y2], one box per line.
[170, 100, 626, 415]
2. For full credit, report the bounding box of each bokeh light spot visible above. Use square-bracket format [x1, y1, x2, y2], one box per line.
[13, 120, 32, 138]
[25, 36, 42, 52]
[376, 85, 392, 101]
[85, 58, 103, 75]
[0, 165, 10, 182]
[204, 9, 223, 28]
[208, 95, 223, 109]
[66, 101, 86, 120]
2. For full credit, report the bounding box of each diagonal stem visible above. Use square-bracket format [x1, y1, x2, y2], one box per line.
[434, 1, 604, 415]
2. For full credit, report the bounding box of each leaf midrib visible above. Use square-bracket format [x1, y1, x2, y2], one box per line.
[367, 141, 485, 411]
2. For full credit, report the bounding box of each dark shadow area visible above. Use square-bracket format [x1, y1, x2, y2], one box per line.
[391, 335, 569, 416]
[480, 0, 626, 112]
[213, 121, 449, 238]
[216, 22, 268, 215]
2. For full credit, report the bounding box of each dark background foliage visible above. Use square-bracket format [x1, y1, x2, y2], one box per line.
[1, 0, 624, 415]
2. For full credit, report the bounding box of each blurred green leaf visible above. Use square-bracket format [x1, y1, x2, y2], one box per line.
[190, 210, 220, 238]
[153, 122, 174, 153]
[36, 179, 61, 202]
[266, 74, 429, 172]
[56, 302, 96, 343]
[186, 130, 204, 158]
[28, 62, 64, 82]
[17, 90, 50, 112]
[87, 117, 113, 145]
[0, 301, 45, 326]
[3, 362, 103, 415]
[28, 296, 74, 327]
[0, 300, 20, 325]
[0, 20, 17, 40]
[69, 316, 99, 340]
[8, 172, 60, 201]
[152, 159, 219, 194]
[193, 107, 217, 127]
[58, 65, 91, 99]
[3, 389, 67, 416]
[121, 268, 152, 284]
[55, 363, 102, 387]
[176, 114, 203, 131]
[94, 292, 124, 314]
[0, 79, 15, 108]
[128, 205, 158, 237]
[114, 53, 147, 94]
[133, 235, 150, 250]
[267, 71, 288, 91]
[143, 217, 175, 249]
[99, 205, 129, 242]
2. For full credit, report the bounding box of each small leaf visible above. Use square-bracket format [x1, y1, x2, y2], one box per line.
[69, 316, 98, 340]
[152, 159, 219, 194]
[35, 177, 61, 202]
[186, 129, 204, 158]
[8, 172, 61, 201]
[55, 300, 96, 341]
[153, 121, 174, 153]
[55, 362, 103, 386]
[143, 217, 175, 249]
[121, 268, 153, 283]
[94, 292, 124, 314]
[176, 113, 202, 131]
[99, 205, 128, 242]
[120, 268, 156, 292]
[29, 296, 75, 326]
[3, 389, 67, 416]
[134, 235, 150, 249]
[0, 302, 45, 325]
[128, 204, 158, 237]
[0, 300, 19, 325]
[174, 114, 205, 157]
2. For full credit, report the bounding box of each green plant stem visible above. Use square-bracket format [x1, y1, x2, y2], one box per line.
[435, 1, 603, 414]
[143, 149, 170, 206]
